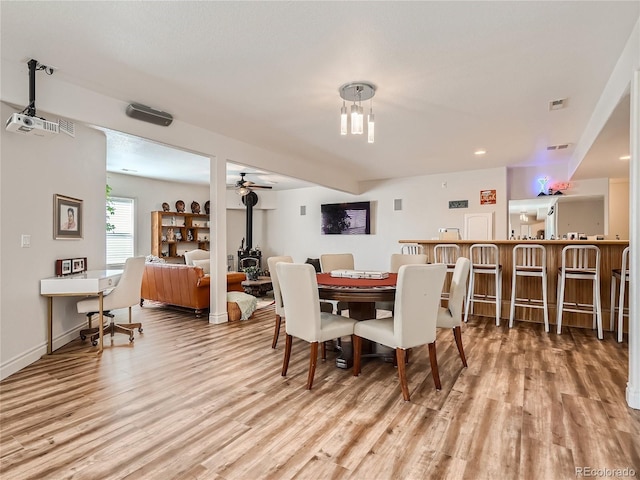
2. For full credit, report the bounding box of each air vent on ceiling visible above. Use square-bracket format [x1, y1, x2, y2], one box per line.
[547, 143, 571, 151]
[549, 98, 567, 111]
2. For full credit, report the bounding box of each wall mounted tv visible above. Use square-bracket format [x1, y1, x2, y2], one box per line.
[321, 201, 371, 235]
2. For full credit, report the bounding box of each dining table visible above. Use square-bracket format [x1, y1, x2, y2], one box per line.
[316, 272, 397, 368]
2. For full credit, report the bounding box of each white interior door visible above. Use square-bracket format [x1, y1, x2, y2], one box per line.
[464, 212, 494, 240]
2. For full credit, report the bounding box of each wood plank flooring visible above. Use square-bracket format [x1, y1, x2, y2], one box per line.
[1, 304, 638, 480]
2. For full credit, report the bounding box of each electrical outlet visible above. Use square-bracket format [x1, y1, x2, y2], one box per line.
[21, 234, 31, 248]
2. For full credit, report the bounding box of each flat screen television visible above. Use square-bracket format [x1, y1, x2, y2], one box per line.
[321, 201, 371, 235]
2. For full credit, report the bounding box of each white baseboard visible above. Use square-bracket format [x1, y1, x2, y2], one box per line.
[209, 311, 228, 324]
[627, 383, 640, 410]
[0, 322, 85, 381]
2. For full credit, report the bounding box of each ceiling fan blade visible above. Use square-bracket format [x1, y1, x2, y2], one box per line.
[251, 185, 273, 189]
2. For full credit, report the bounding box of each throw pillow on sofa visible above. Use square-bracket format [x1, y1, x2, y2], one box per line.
[192, 259, 210, 275]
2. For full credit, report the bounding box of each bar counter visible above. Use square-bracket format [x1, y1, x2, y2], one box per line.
[400, 239, 630, 331]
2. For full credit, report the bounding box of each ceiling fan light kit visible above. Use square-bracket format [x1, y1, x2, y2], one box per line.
[234, 172, 273, 196]
[339, 82, 376, 143]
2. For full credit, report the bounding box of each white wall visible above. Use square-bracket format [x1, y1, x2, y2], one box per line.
[609, 179, 630, 240]
[0, 103, 107, 379]
[267, 167, 508, 271]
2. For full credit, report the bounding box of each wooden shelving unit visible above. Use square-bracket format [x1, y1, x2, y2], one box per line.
[151, 211, 210, 259]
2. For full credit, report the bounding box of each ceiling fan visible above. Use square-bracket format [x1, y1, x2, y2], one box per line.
[232, 172, 273, 196]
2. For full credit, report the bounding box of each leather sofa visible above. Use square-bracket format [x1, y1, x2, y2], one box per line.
[140, 263, 246, 317]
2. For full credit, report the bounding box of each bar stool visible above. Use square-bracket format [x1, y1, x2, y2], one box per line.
[556, 245, 602, 339]
[433, 244, 461, 304]
[509, 244, 549, 332]
[401, 243, 424, 255]
[464, 244, 502, 325]
[609, 246, 630, 343]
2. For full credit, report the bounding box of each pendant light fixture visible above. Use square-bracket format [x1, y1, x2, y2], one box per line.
[339, 82, 376, 143]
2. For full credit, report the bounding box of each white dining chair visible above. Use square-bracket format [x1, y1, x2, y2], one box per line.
[276, 262, 357, 390]
[353, 263, 446, 401]
[376, 253, 428, 314]
[437, 257, 471, 367]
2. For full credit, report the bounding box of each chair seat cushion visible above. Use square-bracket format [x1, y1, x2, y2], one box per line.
[354, 318, 396, 348]
[317, 314, 357, 343]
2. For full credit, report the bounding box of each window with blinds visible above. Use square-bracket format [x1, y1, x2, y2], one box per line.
[106, 197, 135, 266]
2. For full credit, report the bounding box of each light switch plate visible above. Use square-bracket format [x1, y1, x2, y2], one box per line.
[21, 234, 31, 248]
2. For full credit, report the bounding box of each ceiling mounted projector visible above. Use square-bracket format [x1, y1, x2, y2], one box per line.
[5, 112, 59, 136]
[126, 103, 173, 126]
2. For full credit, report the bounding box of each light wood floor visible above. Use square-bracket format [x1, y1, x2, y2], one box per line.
[1, 303, 638, 480]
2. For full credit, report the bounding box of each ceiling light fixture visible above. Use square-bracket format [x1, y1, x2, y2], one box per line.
[520, 212, 528, 222]
[619, 155, 631, 161]
[339, 82, 376, 143]
[474, 149, 487, 156]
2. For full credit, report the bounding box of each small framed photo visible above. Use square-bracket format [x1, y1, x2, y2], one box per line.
[72, 258, 85, 273]
[62, 259, 72, 275]
[54, 194, 83, 240]
[55, 258, 73, 276]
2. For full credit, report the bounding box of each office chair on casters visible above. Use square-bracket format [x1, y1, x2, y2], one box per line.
[77, 256, 146, 345]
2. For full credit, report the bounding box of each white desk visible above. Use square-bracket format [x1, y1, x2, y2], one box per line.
[40, 269, 122, 356]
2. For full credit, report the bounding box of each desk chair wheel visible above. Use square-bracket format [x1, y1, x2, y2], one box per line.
[129, 335, 135, 343]
[138, 327, 143, 333]
[80, 333, 87, 341]
[91, 339, 98, 347]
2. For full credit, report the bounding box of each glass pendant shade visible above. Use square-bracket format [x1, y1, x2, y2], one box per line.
[368, 112, 375, 143]
[340, 102, 348, 135]
[351, 103, 359, 134]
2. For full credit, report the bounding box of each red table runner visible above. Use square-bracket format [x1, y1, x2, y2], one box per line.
[316, 272, 397, 287]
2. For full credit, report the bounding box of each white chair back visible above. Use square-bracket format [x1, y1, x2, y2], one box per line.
[389, 253, 428, 273]
[184, 249, 209, 266]
[470, 243, 499, 267]
[513, 244, 546, 271]
[267, 255, 293, 317]
[561, 245, 600, 275]
[393, 264, 446, 348]
[276, 263, 322, 343]
[78, 256, 145, 313]
[447, 257, 471, 320]
[400, 244, 424, 255]
[433, 244, 461, 267]
[320, 253, 354, 272]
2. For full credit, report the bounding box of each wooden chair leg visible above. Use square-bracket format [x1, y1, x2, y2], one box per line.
[396, 348, 410, 401]
[452, 326, 468, 367]
[428, 342, 442, 390]
[321, 341, 327, 360]
[307, 342, 318, 390]
[272, 314, 281, 349]
[282, 334, 292, 376]
[353, 335, 362, 376]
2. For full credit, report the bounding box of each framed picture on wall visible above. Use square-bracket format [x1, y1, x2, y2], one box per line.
[54, 194, 83, 240]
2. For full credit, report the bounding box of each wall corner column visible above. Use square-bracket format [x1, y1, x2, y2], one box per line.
[209, 155, 229, 325]
[627, 69, 640, 409]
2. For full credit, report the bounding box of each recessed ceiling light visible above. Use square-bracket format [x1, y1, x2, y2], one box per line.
[474, 149, 487, 156]
[619, 155, 630, 161]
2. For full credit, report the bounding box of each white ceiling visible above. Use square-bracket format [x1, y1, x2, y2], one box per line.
[1, 2, 637, 187]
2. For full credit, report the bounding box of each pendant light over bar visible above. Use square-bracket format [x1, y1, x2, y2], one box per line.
[339, 82, 376, 143]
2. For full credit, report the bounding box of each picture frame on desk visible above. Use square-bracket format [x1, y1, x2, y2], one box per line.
[55, 258, 73, 277]
[54, 194, 83, 240]
[72, 257, 86, 273]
